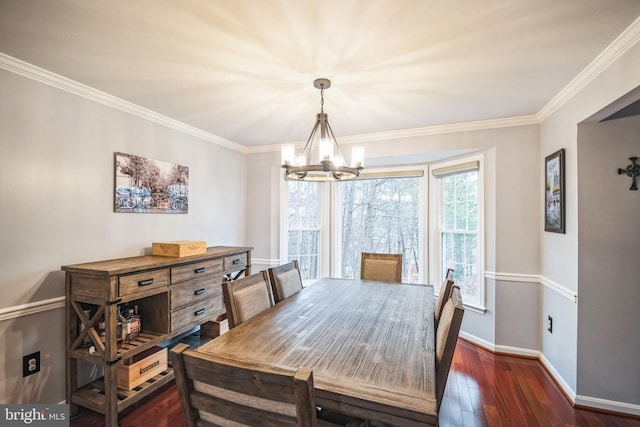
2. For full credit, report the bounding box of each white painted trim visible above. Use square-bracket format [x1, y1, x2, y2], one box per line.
[485, 271, 578, 303]
[459, 331, 495, 352]
[0, 296, 65, 322]
[0, 53, 246, 153]
[249, 116, 539, 153]
[537, 16, 640, 121]
[539, 352, 577, 402]
[251, 258, 280, 270]
[575, 395, 640, 417]
[539, 275, 578, 303]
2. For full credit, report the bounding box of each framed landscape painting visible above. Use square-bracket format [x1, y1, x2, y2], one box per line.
[544, 149, 565, 233]
[114, 152, 189, 214]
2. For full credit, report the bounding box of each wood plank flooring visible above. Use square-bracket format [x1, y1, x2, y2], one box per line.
[71, 338, 640, 427]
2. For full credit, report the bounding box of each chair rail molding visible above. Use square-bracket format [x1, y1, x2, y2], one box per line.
[485, 271, 577, 303]
[0, 296, 65, 322]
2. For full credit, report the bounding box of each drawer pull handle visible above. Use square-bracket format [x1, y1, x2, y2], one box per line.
[232, 259, 241, 265]
[194, 308, 205, 316]
[194, 288, 206, 296]
[194, 267, 205, 274]
[138, 279, 154, 287]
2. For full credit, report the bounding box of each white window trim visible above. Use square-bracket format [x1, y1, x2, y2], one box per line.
[428, 153, 486, 311]
[279, 179, 330, 280]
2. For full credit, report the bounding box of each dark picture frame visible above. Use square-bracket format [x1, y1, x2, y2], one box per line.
[114, 152, 189, 214]
[544, 148, 565, 233]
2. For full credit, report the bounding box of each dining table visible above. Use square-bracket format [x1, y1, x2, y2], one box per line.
[195, 277, 437, 426]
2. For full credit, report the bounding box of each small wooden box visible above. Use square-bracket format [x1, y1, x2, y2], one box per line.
[200, 319, 229, 338]
[152, 241, 206, 257]
[117, 346, 168, 390]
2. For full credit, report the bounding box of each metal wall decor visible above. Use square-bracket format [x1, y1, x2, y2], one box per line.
[618, 156, 640, 191]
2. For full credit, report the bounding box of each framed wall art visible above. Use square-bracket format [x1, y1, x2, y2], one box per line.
[114, 152, 189, 214]
[544, 148, 565, 233]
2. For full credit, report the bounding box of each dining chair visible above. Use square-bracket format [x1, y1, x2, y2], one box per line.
[360, 252, 403, 283]
[171, 343, 326, 427]
[434, 268, 455, 327]
[268, 260, 304, 303]
[222, 270, 274, 329]
[435, 285, 464, 412]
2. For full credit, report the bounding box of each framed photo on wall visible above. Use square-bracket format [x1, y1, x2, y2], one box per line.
[114, 152, 189, 214]
[544, 148, 565, 233]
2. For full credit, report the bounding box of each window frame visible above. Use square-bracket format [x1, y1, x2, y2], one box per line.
[428, 154, 485, 310]
[279, 178, 330, 282]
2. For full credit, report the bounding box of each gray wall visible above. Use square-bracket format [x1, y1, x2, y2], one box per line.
[577, 116, 640, 405]
[0, 68, 247, 403]
[540, 40, 640, 407]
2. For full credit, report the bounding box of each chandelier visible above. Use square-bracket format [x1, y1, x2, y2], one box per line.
[281, 78, 364, 181]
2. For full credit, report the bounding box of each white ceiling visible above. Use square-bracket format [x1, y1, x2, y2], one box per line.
[1, 0, 640, 149]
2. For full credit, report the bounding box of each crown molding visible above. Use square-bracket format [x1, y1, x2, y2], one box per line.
[248, 115, 539, 154]
[0, 52, 247, 153]
[537, 16, 640, 121]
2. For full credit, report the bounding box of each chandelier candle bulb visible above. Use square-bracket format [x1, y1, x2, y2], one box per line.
[319, 138, 333, 162]
[281, 144, 295, 166]
[351, 146, 364, 169]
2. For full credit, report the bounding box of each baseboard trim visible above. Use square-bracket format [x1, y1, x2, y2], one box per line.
[575, 395, 640, 417]
[457, 332, 639, 419]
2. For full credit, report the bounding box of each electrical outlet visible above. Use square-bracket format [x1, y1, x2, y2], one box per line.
[23, 351, 40, 377]
[547, 316, 553, 333]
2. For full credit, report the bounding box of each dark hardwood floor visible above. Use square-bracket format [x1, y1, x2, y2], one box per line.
[71, 338, 640, 427]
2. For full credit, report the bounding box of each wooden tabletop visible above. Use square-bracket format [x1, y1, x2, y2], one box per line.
[196, 277, 437, 426]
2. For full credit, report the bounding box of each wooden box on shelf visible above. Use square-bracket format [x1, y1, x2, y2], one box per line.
[151, 240, 206, 257]
[117, 346, 168, 390]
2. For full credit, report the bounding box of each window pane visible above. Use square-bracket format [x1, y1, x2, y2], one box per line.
[287, 181, 320, 281]
[340, 177, 420, 283]
[440, 169, 479, 302]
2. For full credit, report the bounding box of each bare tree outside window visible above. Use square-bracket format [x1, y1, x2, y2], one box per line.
[440, 171, 479, 300]
[340, 177, 420, 283]
[286, 181, 320, 281]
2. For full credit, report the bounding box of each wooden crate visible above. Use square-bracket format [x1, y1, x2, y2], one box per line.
[152, 241, 206, 257]
[117, 346, 168, 390]
[200, 318, 229, 338]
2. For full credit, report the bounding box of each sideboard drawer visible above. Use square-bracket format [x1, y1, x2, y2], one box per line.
[171, 297, 222, 332]
[119, 269, 169, 297]
[171, 258, 223, 284]
[171, 278, 223, 310]
[224, 253, 247, 271]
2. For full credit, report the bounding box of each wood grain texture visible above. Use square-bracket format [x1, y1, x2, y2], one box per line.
[200, 278, 437, 426]
[268, 260, 303, 303]
[71, 339, 640, 427]
[171, 343, 316, 426]
[222, 270, 273, 329]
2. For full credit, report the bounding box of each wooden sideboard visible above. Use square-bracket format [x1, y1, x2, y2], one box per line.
[62, 246, 252, 427]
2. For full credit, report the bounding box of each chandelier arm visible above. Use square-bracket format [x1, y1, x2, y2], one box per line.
[302, 118, 321, 165]
[324, 119, 346, 158]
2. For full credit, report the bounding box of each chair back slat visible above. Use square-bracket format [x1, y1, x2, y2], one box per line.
[268, 260, 303, 303]
[171, 343, 317, 427]
[360, 253, 402, 283]
[223, 271, 274, 329]
[435, 285, 464, 412]
[434, 268, 454, 325]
